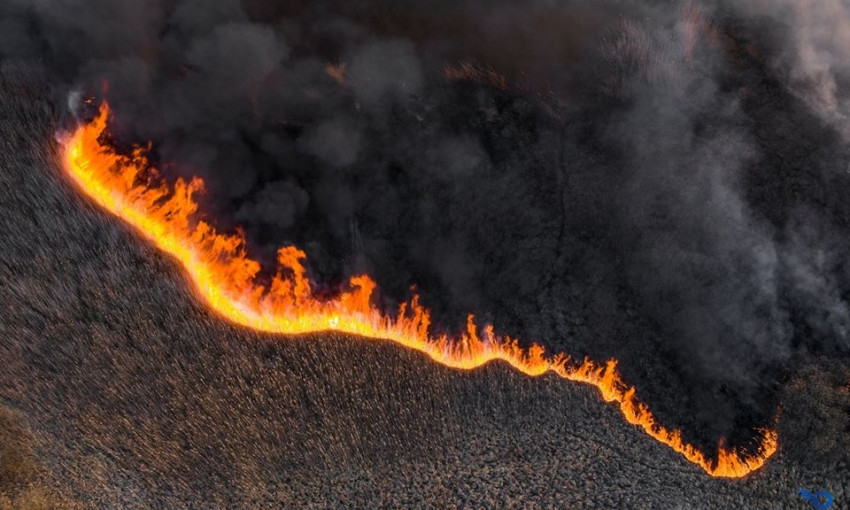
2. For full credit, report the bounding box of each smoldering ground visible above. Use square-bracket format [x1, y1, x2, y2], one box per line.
[2, 0, 850, 457]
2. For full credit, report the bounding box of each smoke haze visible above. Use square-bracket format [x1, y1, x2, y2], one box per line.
[4, 0, 850, 453]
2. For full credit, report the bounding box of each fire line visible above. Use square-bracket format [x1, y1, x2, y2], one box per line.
[60, 102, 778, 478]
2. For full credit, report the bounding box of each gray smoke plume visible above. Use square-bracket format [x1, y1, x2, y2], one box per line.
[3, 0, 850, 454]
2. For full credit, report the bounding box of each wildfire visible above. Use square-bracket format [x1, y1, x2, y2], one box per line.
[60, 102, 778, 478]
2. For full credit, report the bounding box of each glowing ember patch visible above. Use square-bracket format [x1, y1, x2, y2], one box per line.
[61, 102, 778, 478]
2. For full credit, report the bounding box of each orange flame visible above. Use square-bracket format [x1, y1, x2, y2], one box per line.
[60, 103, 777, 478]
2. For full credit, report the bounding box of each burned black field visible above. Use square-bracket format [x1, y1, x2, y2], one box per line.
[0, 61, 847, 508]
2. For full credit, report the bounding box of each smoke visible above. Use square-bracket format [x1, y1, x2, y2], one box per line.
[743, 0, 850, 136]
[3, 0, 850, 451]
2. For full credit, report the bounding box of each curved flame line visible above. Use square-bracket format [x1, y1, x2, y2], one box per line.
[59, 103, 777, 478]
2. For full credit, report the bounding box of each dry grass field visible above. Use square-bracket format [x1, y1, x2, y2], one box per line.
[0, 62, 847, 508]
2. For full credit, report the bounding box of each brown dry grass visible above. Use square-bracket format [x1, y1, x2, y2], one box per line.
[0, 406, 73, 510]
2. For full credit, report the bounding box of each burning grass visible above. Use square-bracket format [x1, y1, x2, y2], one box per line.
[57, 101, 778, 478]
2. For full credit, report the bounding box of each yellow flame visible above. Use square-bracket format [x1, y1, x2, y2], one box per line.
[60, 103, 778, 478]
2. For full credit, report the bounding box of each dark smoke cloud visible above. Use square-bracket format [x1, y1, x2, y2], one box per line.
[4, 0, 850, 452]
